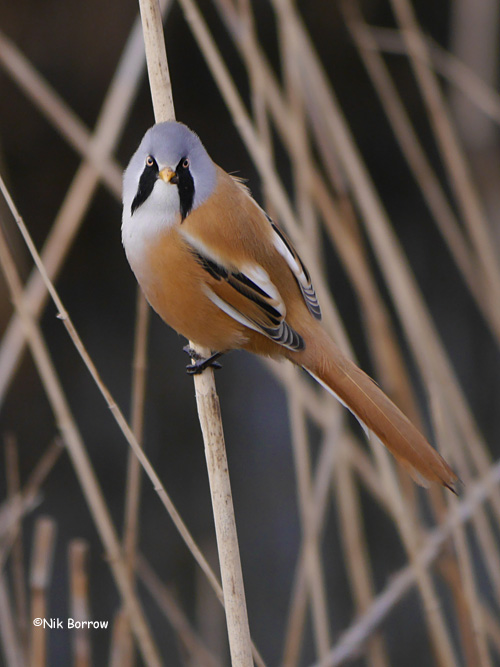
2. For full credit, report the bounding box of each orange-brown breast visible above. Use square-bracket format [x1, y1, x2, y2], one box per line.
[138, 225, 249, 351]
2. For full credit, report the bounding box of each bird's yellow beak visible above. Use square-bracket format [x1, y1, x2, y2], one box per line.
[159, 167, 178, 184]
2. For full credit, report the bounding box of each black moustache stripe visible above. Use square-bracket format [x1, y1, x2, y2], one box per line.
[176, 157, 195, 221]
[131, 160, 158, 215]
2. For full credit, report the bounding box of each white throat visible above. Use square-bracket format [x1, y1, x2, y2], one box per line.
[121, 179, 180, 274]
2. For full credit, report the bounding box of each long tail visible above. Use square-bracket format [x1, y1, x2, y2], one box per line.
[296, 324, 458, 493]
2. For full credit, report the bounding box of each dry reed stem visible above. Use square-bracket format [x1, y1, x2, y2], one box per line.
[370, 439, 459, 666]
[276, 2, 322, 261]
[438, 550, 482, 666]
[345, 437, 390, 510]
[340, 1, 500, 345]
[389, 0, 500, 318]
[448, 506, 492, 666]
[482, 602, 500, 658]
[119, 291, 150, 667]
[318, 454, 500, 666]
[282, 570, 308, 666]
[371, 28, 500, 128]
[1, 497, 43, 557]
[69, 540, 92, 667]
[138, 0, 175, 121]
[286, 365, 331, 660]
[0, 571, 24, 667]
[120, 292, 151, 666]
[4, 435, 29, 658]
[109, 609, 131, 667]
[0, 12, 151, 407]
[334, 448, 389, 667]
[123, 291, 150, 577]
[0, 30, 121, 196]
[281, 425, 394, 664]
[282, 418, 342, 664]
[429, 386, 500, 611]
[236, 0, 275, 218]
[343, 3, 500, 631]
[137, 0, 254, 663]
[0, 186, 162, 666]
[274, 8, 392, 653]
[193, 540, 228, 665]
[262, 358, 332, 430]
[29, 517, 56, 667]
[191, 368, 255, 665]
[0, 439, 63, 570]
[136, 554, 220, 666]
[432, 395, 492, 665]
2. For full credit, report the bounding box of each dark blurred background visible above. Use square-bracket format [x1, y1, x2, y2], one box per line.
[0, 1, 499, 665]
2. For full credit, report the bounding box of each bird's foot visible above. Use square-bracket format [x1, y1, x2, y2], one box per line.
[183, 346, 223, 375]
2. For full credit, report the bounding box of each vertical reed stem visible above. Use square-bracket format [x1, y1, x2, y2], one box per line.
[137, 1, 253, 663]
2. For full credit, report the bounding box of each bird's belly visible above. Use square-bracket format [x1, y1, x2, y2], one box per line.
[127, 230, 247, 351]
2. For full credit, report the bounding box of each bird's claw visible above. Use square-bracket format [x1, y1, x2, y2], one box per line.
[183, 346, 223, 374]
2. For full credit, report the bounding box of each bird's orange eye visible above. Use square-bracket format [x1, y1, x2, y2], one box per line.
[182, 158, 189, 169]
[146, 155, 155, 167]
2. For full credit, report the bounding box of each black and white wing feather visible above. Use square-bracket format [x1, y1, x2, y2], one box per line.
[188, 243, 304, 351]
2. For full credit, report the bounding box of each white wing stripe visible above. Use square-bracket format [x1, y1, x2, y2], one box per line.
[240, 263, 285, 315]
[180, 229, 228, 269]
[272, 231, 302, 277]
[203, 286, 262, 334]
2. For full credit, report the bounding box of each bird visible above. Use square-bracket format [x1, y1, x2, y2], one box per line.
[121, 121, 458, 493]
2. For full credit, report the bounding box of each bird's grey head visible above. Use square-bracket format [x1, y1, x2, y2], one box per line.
[122, 122, 217, 227]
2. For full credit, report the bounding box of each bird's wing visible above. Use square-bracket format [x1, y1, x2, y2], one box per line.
[185, 240, 305, 351]
[267, 216, 322, 321]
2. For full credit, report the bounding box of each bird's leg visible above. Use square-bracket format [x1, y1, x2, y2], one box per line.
[183, 345, 224, 374]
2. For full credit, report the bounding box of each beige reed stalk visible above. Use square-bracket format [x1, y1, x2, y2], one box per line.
[0, 14, 148, 405]
[137, 0, 253, 664]
[0, 572, 23, 667]
[0, 194, 162, 666]
[136, 554, 219, 666]
[68, 540, 92, 667]
[4, 436, 28, 661]
[29, 517, 56, 667]
[0, 440, 63, 570]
